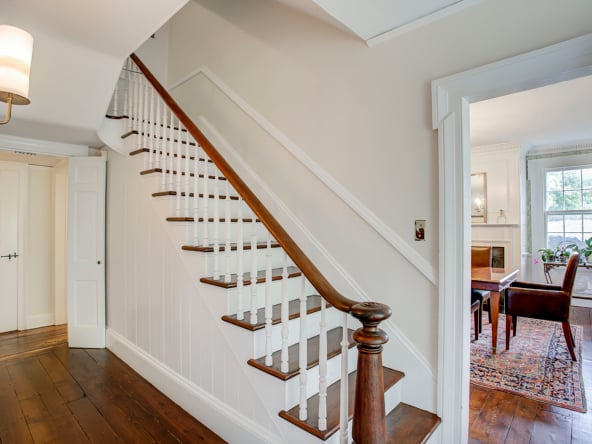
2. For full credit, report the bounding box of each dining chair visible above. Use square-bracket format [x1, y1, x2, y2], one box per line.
[471, 246, 492, 332]
[504, 252, 579, 361]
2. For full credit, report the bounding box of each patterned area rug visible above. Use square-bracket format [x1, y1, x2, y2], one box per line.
[470, 314, 586, 412]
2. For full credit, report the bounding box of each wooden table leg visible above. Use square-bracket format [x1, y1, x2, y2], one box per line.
[490, 291, 500, 353]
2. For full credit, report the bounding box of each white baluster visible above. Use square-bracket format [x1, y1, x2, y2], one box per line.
[112, 71, 119, 117]
[148, 87, 155, 168]
[202, 153, 209, 247]
[140, 78, 148, 169]
[264, 233, 273, 366]
[176, 121, 182, 215]
[184, 132, 190, 217]
[298, 277, 308, 421]
[154, 96, 161, 169]
[142, 77, 149, 149]
[339, 312, 349, 444]
[318, 298, 327, 431]
[124, 60, 131, 131]
[168, 110, 175, 190]
[224, 178, 232, 283]
[236, 198, 245, 321]
[160, 98, 167, 191]
[132, 70, 139, 133]
[193, 147, 200, 245]
[250, 214, 258, 325]
[212, 165, 220, 280]
[280, 252, 289, 373]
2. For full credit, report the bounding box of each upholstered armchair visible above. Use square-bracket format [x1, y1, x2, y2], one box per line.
[505, 253, 579, 361]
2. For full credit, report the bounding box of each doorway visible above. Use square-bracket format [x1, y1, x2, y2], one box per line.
[0, 152, 69, 333]
[432, 33, 592, 443]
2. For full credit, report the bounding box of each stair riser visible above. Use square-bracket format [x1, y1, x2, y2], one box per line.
[142, 174, 234, 198]
[202, 248, 293, 277]
[251, 306, 342, 356]
[168, 222, 271, 248]
[157, 196, 248, 219]
[224, 278, 309, 314]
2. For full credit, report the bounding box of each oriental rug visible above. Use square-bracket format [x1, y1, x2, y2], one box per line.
[470, 314, 586, 412]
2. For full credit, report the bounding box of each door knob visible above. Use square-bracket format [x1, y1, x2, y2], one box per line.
[97, 260, 101, 264]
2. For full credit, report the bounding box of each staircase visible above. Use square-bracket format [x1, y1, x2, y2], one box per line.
[105, 54, 440, 443]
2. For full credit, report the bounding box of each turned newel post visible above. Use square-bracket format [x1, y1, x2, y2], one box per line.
[351, 301, 392, 444]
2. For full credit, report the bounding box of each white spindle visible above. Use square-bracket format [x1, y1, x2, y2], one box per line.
[236, 198, 245, 321]
[264, 233, 273, 366]
[168, 110, 175, 190]
[160, 98, 167, 190]
[318, 298, 328, 431]
[132, 70, 139, 133]
[339, 312, 349, 444]
[202, 153, 209, 246]
[148, 87, 155, 168]
[184, 132, 191, 217]
[154, 96, 161, 169]
[224, 177, 232, 283]
[298, 277, 308, 421]
[176, 121, 183, 215]
[125, 60, 131, 131]
[112, 73, 119, 117]
[212, 165, 221, 280]
[250, 214, 258, 325]
[140, 78, 148, 169]
[192, 148, 200, 245]
[280, 252, 289, 373]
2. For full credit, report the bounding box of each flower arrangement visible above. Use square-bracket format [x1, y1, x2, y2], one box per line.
[538, 242, 575, 263]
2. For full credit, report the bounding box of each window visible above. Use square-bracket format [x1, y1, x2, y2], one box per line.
[545, 166, 592, 248]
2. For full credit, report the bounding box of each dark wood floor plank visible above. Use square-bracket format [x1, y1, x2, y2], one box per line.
[68, 397, 124, 444]
[0, 418, 34, 444]
[28, 413, 91, 444]
[0, 389, 25, 426]
[504, 397, 542, 444]
[531, 409, 573, 443]
[469, 390, 518, 443]
[86, 348, 224, 443]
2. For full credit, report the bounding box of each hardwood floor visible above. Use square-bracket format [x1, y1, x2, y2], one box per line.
[469, 306, 592, 443]
[0, 327, 225, 443]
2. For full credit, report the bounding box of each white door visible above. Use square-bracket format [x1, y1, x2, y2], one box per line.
[0, 161, 25, 333]
[67, 155, 106, 348]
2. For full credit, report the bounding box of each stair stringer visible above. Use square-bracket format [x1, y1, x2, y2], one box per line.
[105, 147, 290, 444]
[196, 115, 438, 413]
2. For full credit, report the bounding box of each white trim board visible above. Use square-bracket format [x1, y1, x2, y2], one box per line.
[432, 33, 592, 444]
[106, 329, 282, 444]
[366, 0, 484, 47]
[0, 134, 88, 157]
[169, 67, 438, 286]
[197, 116, 437, 411]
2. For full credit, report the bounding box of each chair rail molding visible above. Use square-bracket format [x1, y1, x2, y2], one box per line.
[169, 66, 438, 286]
[432, 33, 592, 444]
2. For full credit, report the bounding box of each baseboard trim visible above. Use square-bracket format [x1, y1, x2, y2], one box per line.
[26, 312, 55, 330]
[169, 66, 438, 286]
[106, 329, 282, 444]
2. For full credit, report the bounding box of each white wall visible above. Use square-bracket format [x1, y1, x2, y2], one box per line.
[25, 165, 55, 328]
[164, 0, 592, 369]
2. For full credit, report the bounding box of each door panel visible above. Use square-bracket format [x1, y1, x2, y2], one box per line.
[68, 156, 106, 348]
[0, 166, 19, 333]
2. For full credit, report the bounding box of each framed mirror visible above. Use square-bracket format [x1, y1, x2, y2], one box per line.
[471, 173, 487, 223]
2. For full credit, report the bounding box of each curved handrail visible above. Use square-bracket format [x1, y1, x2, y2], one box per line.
[130, 53, 361, 313]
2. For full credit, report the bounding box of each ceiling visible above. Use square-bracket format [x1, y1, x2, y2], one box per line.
[1, 0, 188, 149]
[470, 75, 592, 150]
[275, 0, 475, 42]
[1, 0, 590, 155]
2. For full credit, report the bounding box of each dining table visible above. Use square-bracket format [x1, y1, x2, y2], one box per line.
[471, 266, 520, 353]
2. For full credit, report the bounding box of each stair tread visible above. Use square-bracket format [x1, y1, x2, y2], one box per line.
[247, 327, 355, 381]
[279, 367, 404, 440]
[200, 266, 301, 288]
[130, 147, 213, 162]
[140, 168, 226, 181]
[183, 242, 280, 253]
[222, 295, 325, 331]
[167, 216, 259, 223]
[152, 191, 239, 200]
[385, 403, 441, 444]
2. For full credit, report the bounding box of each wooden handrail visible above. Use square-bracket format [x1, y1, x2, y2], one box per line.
[130, 53, 393, 443]
[130, 53, 360, 313]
